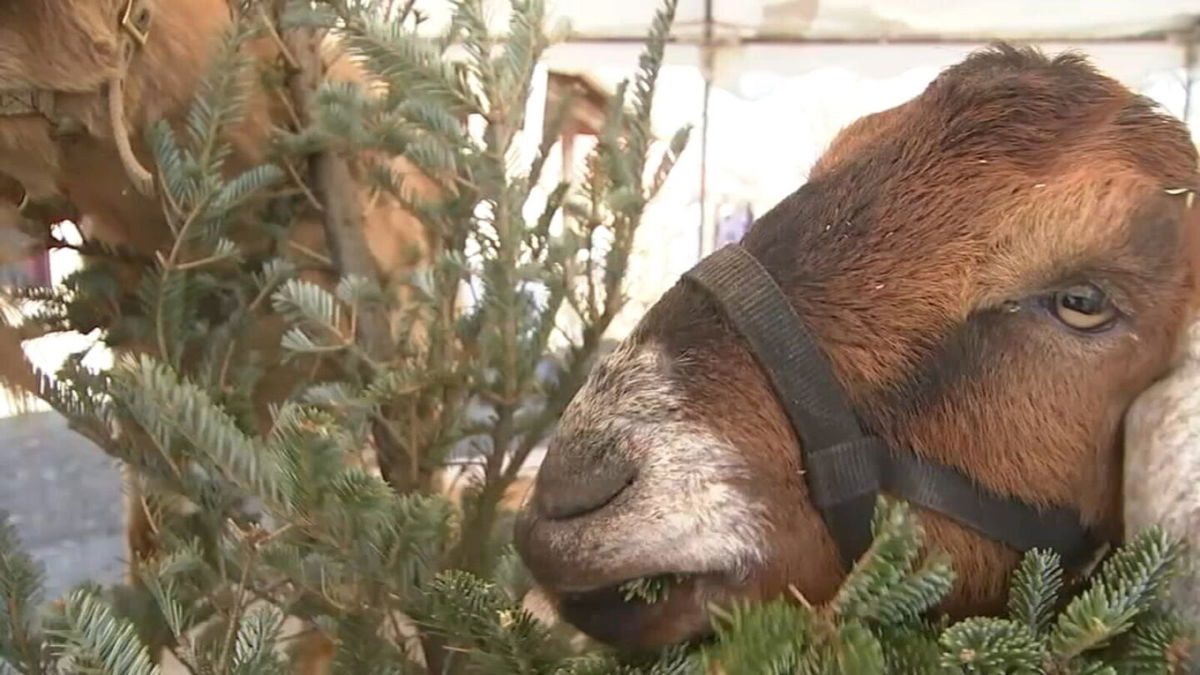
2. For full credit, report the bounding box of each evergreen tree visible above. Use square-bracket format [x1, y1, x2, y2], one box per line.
[698, 499, 1193, 674]
[0, 1, 1194, 673]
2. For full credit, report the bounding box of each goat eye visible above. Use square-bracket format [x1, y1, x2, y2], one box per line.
[1051, 284, 1116, 331]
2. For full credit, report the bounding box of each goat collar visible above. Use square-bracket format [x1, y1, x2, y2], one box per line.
[0, 0, 155, 198]
[683, 243, 1103, 572]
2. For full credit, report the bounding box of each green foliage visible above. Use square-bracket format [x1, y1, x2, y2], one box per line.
[692, 499, 1192, 675]
[829, 501, 956, 625]
[1, 498, 1193, 674]
[1048, 530, 1181, 660]
[618, 576, 680, 605]
[704, 598, 815, 673]
[1008, 550, 1065, 638]
[1109, 610, 1193, 673]
[229, 605, 288, 675]
[424, 570, 569, 674]
[0, 518, 46, 674]
[45, 588, 160, 675]
[1, 0, 693, 671]
[939, 618, 1043, 673]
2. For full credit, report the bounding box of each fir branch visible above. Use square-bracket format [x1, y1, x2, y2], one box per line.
[148, 121, 190, 221]
[272, 278, 346, 347]
[555, 647, 694, 675]
[647, 124, 692, 200]
[322, 612, 410, 674]
[939, 617, 1044, 673]
[629, 0, 677, 161]
[618, 576, 678, 605]
[111, 354, 280, 503]
[342, 16, 482, 116]
[702, 599, 812, 674]
[46, 589, 160, 675]
[1110, 610, 1193, 673]
[137, 573, 191, 647]
[1049, 527, 1181, 661]
[829, 620, 887, 672]
[0, 517, 46, 675]
[1008, 548, 1064, 637]
[494, 0, 550, 127]
[425, 570, 567, 673]
[186, 21, 257, 173]
[214, 165, 286, 212]
[875, 620, 943, 674]
[230, 604, 287, 675]
[829, 498, 955, 625]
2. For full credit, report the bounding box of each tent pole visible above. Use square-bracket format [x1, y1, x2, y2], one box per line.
[1183, 21, 1198, 125]
[698, 0, 714, 260]
[699, 72, 712, 258]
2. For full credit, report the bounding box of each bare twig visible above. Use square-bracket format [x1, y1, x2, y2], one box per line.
[278, 17, 416, 491]
[283, 158, 325, 213]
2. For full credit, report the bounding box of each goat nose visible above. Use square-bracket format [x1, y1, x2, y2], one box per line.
[533, 435, 637, 520]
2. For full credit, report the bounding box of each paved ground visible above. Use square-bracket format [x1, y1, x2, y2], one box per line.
[0, 411, 125, 598]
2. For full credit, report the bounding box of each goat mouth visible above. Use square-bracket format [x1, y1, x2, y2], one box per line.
[551, 572, 728, 649]
[512, 505, 757, 646]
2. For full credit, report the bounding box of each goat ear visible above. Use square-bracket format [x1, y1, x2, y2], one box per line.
[1122, 311, 1200, 629]
[1178, 187, 1200, 305]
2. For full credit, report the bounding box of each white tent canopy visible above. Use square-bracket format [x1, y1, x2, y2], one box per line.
[414, 0, 1200, 129]
[419, 0, 1200, 87]
[418, 1, 1200, 138]
[421, 0, 1200, 42]
[555, 0, 1199, 42]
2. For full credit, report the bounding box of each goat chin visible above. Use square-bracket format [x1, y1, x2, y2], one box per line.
[1124, 315, 1200, 636]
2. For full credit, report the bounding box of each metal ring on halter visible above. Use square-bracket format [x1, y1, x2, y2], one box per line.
[120, 0, 153, 47]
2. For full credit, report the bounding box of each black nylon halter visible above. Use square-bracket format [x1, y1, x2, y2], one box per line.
[683, 244, 1101, 571]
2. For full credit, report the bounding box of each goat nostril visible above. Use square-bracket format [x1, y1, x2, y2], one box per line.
[534, 455, 637, 520]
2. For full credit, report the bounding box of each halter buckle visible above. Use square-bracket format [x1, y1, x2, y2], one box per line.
[120, 0, 152, 48]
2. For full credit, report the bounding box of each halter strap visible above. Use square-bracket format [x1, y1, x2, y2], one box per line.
[0, 91, 56, 119]
[0, 0, 151, 121]
[1, 0, 155, 198]
[683, 243, 1100, 571]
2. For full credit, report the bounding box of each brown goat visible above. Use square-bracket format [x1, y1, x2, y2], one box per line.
[0, 0, 433, 281]
[515, 44, 1200, 649]
[0, 1, 434, 568]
